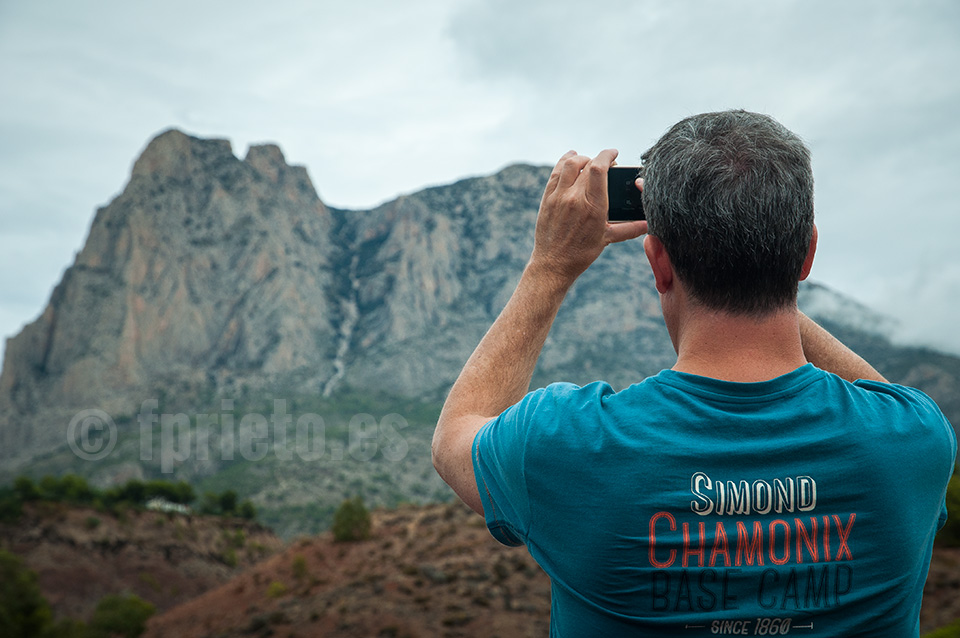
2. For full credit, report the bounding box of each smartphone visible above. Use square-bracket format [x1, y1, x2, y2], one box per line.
[607, 166, 644, 222]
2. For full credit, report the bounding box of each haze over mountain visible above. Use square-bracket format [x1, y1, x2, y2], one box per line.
[0, 129, 957, 495]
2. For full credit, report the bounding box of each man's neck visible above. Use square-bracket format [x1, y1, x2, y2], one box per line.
[670, 305, 807, 383]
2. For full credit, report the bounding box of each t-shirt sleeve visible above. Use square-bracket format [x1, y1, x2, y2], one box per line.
[854, 379, 958, 530]
[471, 386, 554, 547]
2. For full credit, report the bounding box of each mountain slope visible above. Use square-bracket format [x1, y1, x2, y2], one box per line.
[142, 501, 960, 637]
[0, 129, 957, 534]
[0, 501, 283, 622]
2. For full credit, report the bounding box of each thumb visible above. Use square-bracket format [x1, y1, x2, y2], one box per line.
[605, 220, 648, 245]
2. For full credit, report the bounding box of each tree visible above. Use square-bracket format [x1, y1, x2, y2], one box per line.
[119, 479, 146, 505]
[199, 491, 221, 515]
[58, 475, 94, 505]
[238, 499, 256, 520]
[0, 549, 53, 638]
[332, 496, 371, 542]
[38, 475, 60, 501]
[219, 490, 238, 515]
[12, 476, 40, 502]
[171, 480, 196, 505]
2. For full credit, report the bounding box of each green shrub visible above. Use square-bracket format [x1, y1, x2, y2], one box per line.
[4, 475, 204, 514]
[238, 499, 256, 520]
[38, 475, 60, 500]
[58, 475, 95, 505]
[12, 476, 40, 502]
[923, 618, 960, 638]
[117, 480, 146, 505]
[88, 593, 155, 638]
[230, 528, 246, 549]
[937, 473, 960, 547]
[0, 549, 53, 638]
[332, 496, 371, 542]
[44, 617, 91, 637]
[32, 474, 96, 505]
[171, 480, 196, 505]
[199, 491, 221, 515]
[292, 554, 308, 581]
[0, 487, 22, 523]
[266, 580, 288, 598]
[219, 490, 238, 515]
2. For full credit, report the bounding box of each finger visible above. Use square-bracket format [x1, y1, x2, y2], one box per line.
[584, 148, 619, 195]
[543, 150, 578, 198]
[557, 153, 591, 189]
[595, 148, 619, 166]
[635, 176, 644, 191]
[604, 220, 648, 244]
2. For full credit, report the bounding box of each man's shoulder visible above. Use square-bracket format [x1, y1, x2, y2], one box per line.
[851, 375, 940, 403]
[513, 379, 624, 413]
[827, 375, 957, 459]
[541, 379, 621, 400]
[848, 377, 952, 424]
[480, 379, 630, 448]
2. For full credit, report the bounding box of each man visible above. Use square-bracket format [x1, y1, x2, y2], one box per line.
[432, 110, 956, 636]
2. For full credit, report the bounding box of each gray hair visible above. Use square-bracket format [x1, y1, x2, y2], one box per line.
[641, 110, 815, 315]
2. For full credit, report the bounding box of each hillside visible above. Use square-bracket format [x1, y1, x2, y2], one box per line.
[144, 502, 550, 638]
[0, 500, 283, 623]
[2, 498, 957, 636]
[143, 501, 960, 637]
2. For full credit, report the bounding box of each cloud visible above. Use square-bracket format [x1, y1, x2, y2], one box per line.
[861, 263, 960, 356]
[0, 0, 959, 364]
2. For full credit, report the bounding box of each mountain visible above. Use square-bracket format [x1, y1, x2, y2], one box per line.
[0, 129, 957, 535]
[0, 131, 338, 458]
[0, 129, 674, 465]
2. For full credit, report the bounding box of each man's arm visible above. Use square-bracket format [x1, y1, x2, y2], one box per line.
[432, 149, 646, 514]
[799, 311, 888, 383]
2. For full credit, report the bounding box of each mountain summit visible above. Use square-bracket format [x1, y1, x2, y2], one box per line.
[1, 129, 958, 466]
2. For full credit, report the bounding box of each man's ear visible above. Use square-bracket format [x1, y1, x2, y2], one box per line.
[799, 224, 818, 282]
[644, 234, 674, 294]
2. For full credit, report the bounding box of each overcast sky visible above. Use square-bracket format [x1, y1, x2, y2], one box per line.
[1, 0, 959, 362]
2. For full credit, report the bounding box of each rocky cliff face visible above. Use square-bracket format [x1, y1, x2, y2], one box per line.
[1, 129, 958, 465]
[334, 163, 673, 398]
[44, 130, 336, 396]
[0, 130, 340, 458]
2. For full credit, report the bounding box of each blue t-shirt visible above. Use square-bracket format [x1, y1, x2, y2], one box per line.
[473, 364, 957, 637]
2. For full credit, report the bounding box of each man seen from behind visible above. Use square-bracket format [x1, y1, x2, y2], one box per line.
[432, 110, 957, 637]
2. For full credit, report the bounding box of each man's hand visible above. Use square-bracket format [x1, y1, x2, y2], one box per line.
[432, 148, 647, 515]
[531, 149, 647, 284]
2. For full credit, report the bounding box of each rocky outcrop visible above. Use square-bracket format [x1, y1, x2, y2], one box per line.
[334, 163, 674, 397]
[1, 129, 958, 466]
[0, 130, 338, 458]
